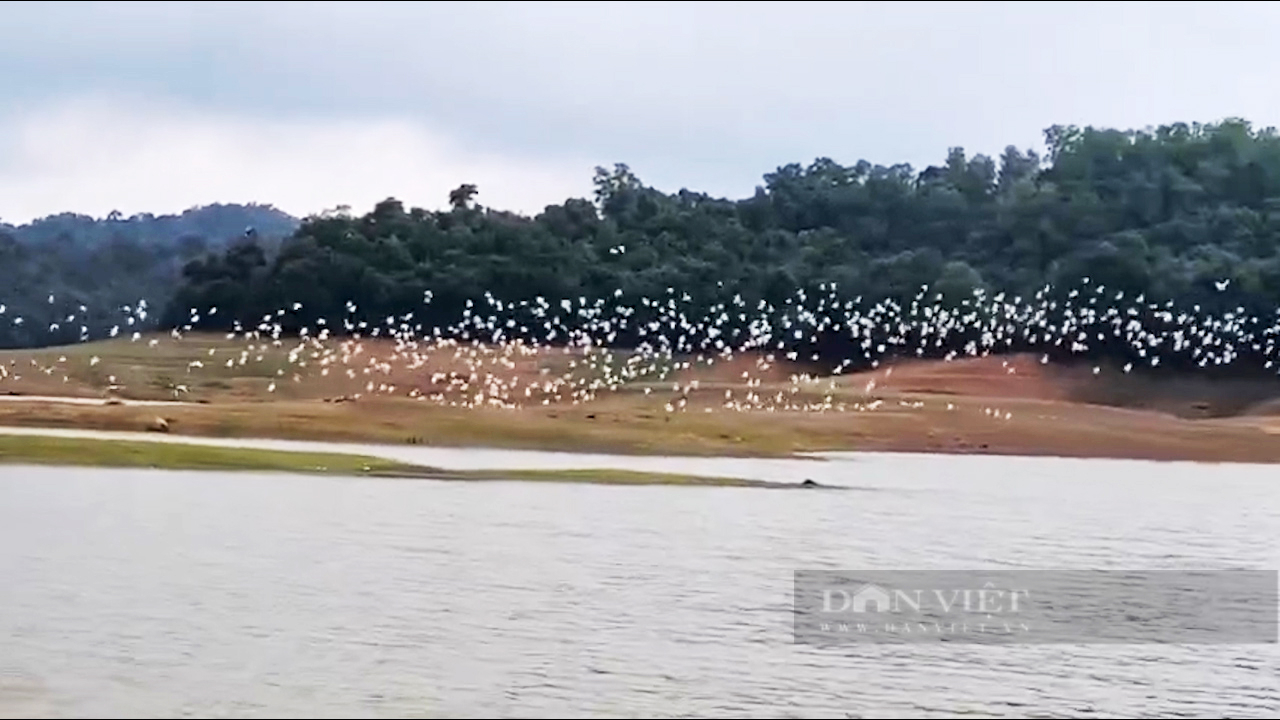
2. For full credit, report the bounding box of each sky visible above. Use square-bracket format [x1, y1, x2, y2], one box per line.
[2, 0, 1278, 224]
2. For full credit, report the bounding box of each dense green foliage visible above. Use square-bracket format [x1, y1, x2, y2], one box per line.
[12, 119, 1280, 369]
[0, 205, 297, 348]
[162, 120, 1280, 370]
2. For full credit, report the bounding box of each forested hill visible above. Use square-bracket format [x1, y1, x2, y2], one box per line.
[0, 204, 298, 348]
[10, 119, 1280, 364]
[168, 120, 1280, 350]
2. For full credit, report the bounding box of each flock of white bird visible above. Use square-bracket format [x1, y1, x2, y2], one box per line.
[0, 277, 1274, 414]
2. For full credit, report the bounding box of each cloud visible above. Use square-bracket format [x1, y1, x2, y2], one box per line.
[0, 94, 595, 224]
[4, 1, 1280, 219]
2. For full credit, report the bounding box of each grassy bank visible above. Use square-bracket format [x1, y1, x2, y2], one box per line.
[0, 435, 814, 488]
[0, 433, 420, 475]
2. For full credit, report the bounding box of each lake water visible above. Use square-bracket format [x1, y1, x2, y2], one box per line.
[0, 448, 1278, 718]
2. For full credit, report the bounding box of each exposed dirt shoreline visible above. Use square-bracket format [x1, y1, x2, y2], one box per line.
[2, 335, 1280, 465]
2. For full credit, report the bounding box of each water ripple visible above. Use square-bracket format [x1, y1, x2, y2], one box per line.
[0, 458, 1276, 718]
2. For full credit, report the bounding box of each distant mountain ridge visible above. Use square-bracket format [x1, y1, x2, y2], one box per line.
[0, 203, 301, 349]
[2, 203, 300, 246]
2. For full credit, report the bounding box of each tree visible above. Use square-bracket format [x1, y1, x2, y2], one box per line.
[592, 164, 642, 208]
[449, 184, 478, 211]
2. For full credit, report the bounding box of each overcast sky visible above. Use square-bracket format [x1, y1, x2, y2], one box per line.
[2, 1, 1278, 223]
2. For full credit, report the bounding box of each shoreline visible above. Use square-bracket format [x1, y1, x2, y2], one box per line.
[0, 432, 826, 489]
[1, 401, 1280, 466]
[0, 422, 1274, 470]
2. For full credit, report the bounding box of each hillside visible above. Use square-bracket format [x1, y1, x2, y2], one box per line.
[9, 118, 1280, 387]
[167, 119, 1280, 378]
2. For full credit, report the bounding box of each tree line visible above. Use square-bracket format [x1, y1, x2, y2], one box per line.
[10, 119, 1280, 370]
